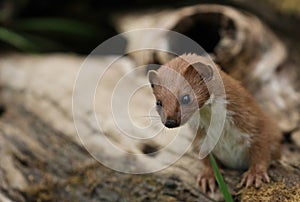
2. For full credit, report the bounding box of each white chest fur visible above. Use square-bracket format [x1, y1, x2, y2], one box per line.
[198, 102, 252, 170]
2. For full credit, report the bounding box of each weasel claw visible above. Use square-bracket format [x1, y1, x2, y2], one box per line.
[197, 173, 216, 193]
[240, 169, 270, 188]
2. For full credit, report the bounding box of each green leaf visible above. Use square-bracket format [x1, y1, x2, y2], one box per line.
[13, 18, 98, 38]
[0, 27, 39, 51]
[209, 153, 234, 202]
[21, 33, 69, 51]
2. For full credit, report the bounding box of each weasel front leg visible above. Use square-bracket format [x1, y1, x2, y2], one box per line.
[197, 155, 218, 193]
[240, 134, 271, 188]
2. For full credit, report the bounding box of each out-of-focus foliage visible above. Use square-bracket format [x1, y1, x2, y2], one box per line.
[264, 0, 300, 15]
[0, 17, 98, 52]
[0, 0, 111, 53]
[0, 0, 299, 53]
[0, 27, 39, 51]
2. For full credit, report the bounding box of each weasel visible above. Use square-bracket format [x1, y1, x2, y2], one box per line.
[148, 53, 281, 192]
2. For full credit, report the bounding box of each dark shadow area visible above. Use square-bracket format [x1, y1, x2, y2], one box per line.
[169, 13, 236, 55]
[140, 142, 159, 157]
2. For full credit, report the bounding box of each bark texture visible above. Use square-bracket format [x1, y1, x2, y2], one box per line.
[0, 54, 299, 202]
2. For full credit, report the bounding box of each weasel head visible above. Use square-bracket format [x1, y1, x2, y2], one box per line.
[148, 54, 214, 128]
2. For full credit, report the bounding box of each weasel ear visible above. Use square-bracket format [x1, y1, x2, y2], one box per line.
[148, 70, 158, 88]
[187, 62, 213, 81]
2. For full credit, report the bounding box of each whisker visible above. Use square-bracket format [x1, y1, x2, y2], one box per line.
[135, 115, 161, 118]
[158, 127, 163, 142]
[150, 118, 161, 121]
[151, 121, 162, 128]
[133, 115, 161, 120]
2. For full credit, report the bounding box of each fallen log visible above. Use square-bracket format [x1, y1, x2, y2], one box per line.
[0, 54, 299, 201]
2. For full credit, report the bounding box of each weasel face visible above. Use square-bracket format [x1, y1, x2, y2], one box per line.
[148, 55, 213, 128]
[149, 72, 198, 128]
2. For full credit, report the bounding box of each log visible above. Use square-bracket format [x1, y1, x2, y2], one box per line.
[0, 54, 214, 202]
[0, 54, 299, 202]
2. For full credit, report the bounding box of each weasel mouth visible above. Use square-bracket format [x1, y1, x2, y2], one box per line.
[164, 119, 180, 128]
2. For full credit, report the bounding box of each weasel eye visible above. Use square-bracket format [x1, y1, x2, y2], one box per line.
[156, 100, 162, 108]
[151, 84, 154, 88]
[181, 95, 191, 105]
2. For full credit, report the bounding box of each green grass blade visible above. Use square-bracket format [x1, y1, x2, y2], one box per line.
[21, 33, 69, 51]
[209, 153, 234, 202]
[0, 27, 39, 51]
[13, 18, 98, 37]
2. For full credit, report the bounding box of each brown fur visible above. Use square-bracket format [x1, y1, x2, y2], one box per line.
[149, 53, 281, 192]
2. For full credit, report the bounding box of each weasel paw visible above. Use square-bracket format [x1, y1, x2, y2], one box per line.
[197, 172, 217, 193]
[240, 168, 270, 188]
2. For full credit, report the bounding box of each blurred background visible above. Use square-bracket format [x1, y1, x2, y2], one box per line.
[0, 0, 299, 54]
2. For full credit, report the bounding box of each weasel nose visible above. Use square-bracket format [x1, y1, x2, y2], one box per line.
[165, 118, 179, 128]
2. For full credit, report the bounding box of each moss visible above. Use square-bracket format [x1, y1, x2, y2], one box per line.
[241, 182, 300, 202]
